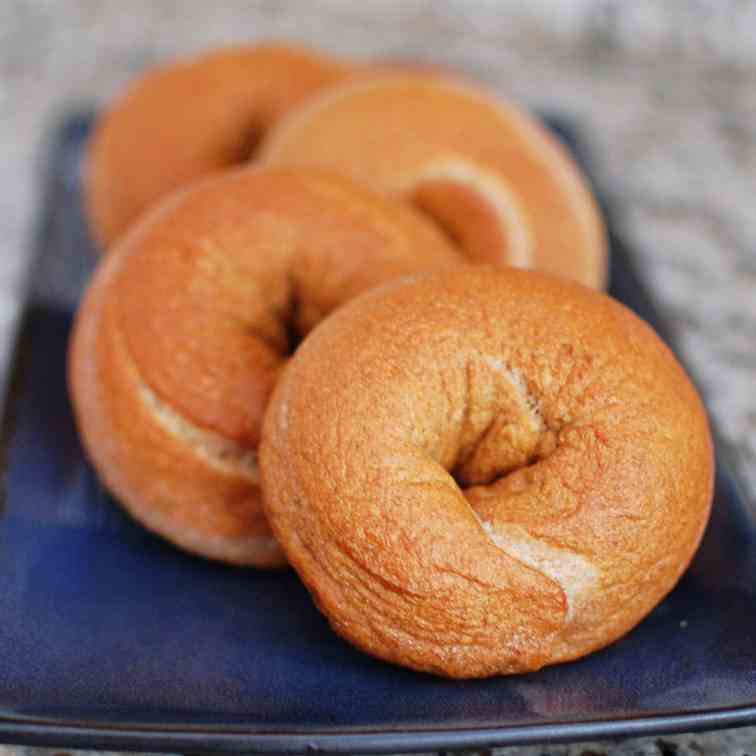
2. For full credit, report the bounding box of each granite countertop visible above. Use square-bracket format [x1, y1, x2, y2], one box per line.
[1, 1, 755, 755]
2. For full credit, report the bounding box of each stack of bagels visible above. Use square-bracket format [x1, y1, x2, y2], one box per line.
[69, 41, 714, 678]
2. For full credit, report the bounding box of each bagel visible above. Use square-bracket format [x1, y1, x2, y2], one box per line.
[260, 267, 713, 677]
[84, 42, 351, 249]
[69, 168, 460, 566]
[260, 75, 607, 288]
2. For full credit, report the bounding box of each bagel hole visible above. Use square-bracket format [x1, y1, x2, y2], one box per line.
[229, 123, 265, 163]
[218, 121, 266, 169]
[447, 361, 557, 493]
[450, 449, 544, 492]
[413, 195, 464, 249]
[274, 284, 305, 357]
[410, 179, 515, 266]
[450, 426, 561, 546]
[274, 279, 324, 357]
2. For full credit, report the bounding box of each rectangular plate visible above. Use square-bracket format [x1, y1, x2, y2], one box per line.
[1, 114, 755, 755]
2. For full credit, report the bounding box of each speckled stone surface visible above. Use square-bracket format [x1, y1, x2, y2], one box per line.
[1, 1, 755, 754]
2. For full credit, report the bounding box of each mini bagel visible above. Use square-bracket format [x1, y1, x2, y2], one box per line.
[260, 267, 713, 677]
[69, 168, 460, 567]
[261, 75, 607, 288]
[84, 42, 351, 249]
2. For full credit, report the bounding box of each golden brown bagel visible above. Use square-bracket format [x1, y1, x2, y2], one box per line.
[85, 42, 351, 249]
[261, 75, 607, 288]
[260, 267, 713, 677]
[69, 168, 460, 567]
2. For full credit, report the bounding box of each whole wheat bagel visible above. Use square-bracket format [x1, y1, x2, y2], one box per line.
[84, 42, 350, 249]
[69, 168, 460, 567]
[261, 75, 607, 288]
[260, 267, 713, 677]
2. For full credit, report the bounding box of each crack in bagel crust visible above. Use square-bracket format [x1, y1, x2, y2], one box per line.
[110, 325, 281, 564]
[465, 356, 599, 622]
[69, 245, 282, 566]
[137, 374, 260, 482]
[107, 301, 262, 483]
[478, 520, 599, 622]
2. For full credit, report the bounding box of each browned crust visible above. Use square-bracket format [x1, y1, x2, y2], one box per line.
[260, 74, 608, 289]
[260, 266, 714, 676]
[84, 42, 352, 250]
[69, 167, 461, 566]
[69, 244, 283, 566]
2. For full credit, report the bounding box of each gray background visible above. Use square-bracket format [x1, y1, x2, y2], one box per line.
[1, 1, 755, 754]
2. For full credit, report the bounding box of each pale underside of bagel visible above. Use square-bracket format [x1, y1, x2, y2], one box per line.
[260, 267, 714, 678]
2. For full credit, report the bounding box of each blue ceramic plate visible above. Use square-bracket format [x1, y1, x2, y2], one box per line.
[1, 115, 754, 754]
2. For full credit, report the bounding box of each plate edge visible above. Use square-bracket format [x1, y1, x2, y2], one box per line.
[1, 705, 756, 754]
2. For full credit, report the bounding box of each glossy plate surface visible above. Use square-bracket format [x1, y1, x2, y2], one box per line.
[0, 115, 754, 754]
